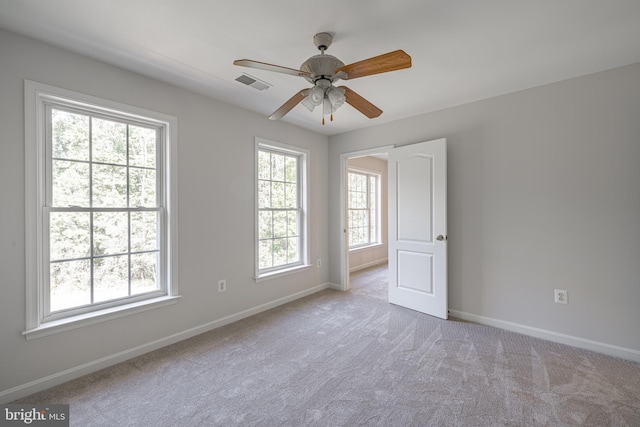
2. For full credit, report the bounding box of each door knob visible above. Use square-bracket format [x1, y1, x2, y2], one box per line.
[436, 234, 447, 241]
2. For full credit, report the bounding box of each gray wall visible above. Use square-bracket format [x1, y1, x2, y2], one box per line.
[0, 29, 330, 400]
[329, 62, 640, 359]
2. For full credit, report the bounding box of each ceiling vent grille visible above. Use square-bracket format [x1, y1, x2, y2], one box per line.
[235, 73, 272, 91]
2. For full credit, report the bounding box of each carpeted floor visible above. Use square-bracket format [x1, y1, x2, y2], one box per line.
[15, 264, 640, 426]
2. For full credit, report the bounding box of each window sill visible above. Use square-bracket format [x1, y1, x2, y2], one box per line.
[22, 295, 181, 340]
[255, 264, 312, 283]
[349, 243, 384, 252]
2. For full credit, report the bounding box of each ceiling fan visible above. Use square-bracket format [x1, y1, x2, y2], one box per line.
[233, 32, 411, 124]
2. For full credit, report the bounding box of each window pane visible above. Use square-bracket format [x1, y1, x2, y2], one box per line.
[349, 228, 357, 246]
[272, 238, 287, 266]
[50, 259, 91, 312]
[92, 117, 127, 165]
[285, 183, 297, 208]
[93, 164, 127, 207]
[348, 210, 356, 231]
[258, 181, 271, 208]
[352, 210, 361, 225]
[258, 211, 273, 239]
[129, 126, 156, 168]
[131, 252, 158, 295]
[50, 212, 90, 261]
[131, 211, 158, 252]
[370, 176, 377, 205]
[93, 211, 128, 256]
[287, 211, 298, 237]
[52, 109, 89, 161]
[349, 192, 357, 209]
[129, 167, 157, 207]
[273, 211, 287, 238]
[358, 228, 367, 245]
[258, 151, 271, 180]
[271, 182, 285, 208]
[94, 255, 129, 303]
[285, 156, 297, 183]
[258, 240, 272, 269]
[358, 192, 367, 208]
[272, 153, 285, 181]
[52, 160, 90, 207]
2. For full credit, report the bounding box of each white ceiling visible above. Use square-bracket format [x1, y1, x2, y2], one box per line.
[1, 1, 640, 136]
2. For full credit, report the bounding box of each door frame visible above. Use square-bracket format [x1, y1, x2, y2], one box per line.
[339, 145, 394, 292]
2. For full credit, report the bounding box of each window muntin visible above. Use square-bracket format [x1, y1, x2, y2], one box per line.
[24, 80, 178, 337]
[256, 139, 308, 277]
[348, 170, 380, 248]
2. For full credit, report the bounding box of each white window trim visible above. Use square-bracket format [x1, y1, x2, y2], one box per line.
[23, 80, 180, 340]
[349, 242, 385, 253]
[254, 137, 310, 281]
[347, 167, 381, 249]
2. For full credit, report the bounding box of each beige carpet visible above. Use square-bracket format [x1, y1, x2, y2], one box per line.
[15, 265, 640, 426]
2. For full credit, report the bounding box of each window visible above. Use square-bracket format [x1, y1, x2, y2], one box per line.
[255, 138, 308, 278]
[348, 170, 380, 248]
[24, 81, 178, 339]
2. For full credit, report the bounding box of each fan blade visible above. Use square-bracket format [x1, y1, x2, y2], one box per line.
[233, 59, 310, 77]
[339, 86, 383, 118]
[269, 89, 308, 120]
[336, 50, 411, 80]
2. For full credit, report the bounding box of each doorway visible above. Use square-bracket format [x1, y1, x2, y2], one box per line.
[340, 146, 393, 292]
[340, 139, 448, 319]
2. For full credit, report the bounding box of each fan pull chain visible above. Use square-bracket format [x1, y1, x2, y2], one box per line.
[330, 113, 334, 122]
[322, 117, 325, 125]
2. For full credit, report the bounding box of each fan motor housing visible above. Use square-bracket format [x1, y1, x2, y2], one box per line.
[300, 54, 345, 84]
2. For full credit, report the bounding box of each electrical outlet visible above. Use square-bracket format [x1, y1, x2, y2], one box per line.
[554, 289, 568, 304]
[317, 258, 322, 268]
[218, 279, 226, 293]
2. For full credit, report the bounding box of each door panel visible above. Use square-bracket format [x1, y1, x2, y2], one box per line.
[397, 155, 432, 242]
[388, 138, 447, 319]
[397, 250, 433, 294]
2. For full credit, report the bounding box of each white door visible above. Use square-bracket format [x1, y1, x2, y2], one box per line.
[388, 138, 447, 319]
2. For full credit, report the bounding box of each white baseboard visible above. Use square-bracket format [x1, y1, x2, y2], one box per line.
[327, 282, 343, 291]
[449, 309, 640, 363]
[1, 283, 333, 404]
[349, 258, 388, 273]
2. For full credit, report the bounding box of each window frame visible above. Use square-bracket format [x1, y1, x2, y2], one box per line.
[254, 137, 310, 280]
[347, 168, 381, 250]
[24, 80, 180, 340]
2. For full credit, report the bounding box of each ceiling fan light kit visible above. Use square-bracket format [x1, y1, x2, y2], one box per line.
[233, 32, 411, 124]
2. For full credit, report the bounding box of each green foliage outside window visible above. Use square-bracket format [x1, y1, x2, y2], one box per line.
[257, 149, 300, 271]
[49, 108, 160, 313]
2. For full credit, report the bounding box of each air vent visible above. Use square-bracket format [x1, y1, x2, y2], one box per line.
[235, 73, 272, 91]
